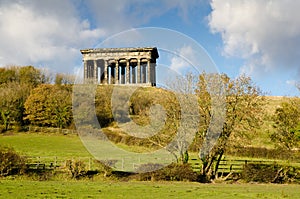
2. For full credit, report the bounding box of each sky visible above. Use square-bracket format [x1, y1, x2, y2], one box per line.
[0, 0, 299, 96]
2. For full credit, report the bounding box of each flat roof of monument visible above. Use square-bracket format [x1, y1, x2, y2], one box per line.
[80, 47, 159, 58]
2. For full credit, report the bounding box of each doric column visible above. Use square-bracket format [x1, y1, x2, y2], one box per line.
[93, 60, 97, 84]
[147, 59, 151, 84]
[137, 59, 141, 84]
[83, 60, 87, 81]
[108, 66, 111, 84]
[115, 60, 119, 84]
[153, 63, 156, 86]
[132, 65, 136, 84]
[126, 59, 130, 84]
[104, 60, 108, 84]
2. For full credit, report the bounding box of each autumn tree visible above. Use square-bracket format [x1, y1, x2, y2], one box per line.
[0, 66, 52, 132]
[196, 73, 265, 181]
[0, 82, 32, 131]
[55, 73, 75, 85]
[24, 84, 73, 128]
[0, 67, 17, 84]
[0, 66, 50, 86]
[19, 66, 50, 86]
[271, 98, 300, 149]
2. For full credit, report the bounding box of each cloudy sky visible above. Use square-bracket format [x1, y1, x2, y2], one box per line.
[0, 0, 299, 96]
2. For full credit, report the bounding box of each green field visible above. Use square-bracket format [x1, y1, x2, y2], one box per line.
[0, 180, 299, 199]
[1, 132, 300, 198]
[0, 133, 91, 157]
[0, 132, 299, 172]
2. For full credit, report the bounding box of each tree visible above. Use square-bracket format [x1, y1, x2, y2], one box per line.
[24, 84, 73, 128]
[0, 66, 50, 86]
[55, 73, 75, 85]
[0, 66, 51, 132]
[164, 73, 199, 164]
[0, 67, 17, 84]
[19, 66, 49, 86]
[196, 73, 265, 181]
[0, 82, 31, 131]
[271, 98, 300, 149]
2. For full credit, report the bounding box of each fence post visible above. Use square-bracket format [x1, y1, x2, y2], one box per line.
[89, 157, 91, 170]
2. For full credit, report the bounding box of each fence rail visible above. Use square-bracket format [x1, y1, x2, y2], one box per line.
[23, 156, 173, 172]
[23, 155, 300, 174]
[191, 158, 300, 174]
[28, 126, 77, 134]
[23, 156, 94, 170]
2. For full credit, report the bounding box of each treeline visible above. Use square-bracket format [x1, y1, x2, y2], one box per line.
[1, 65, 300, 152]
[0, 66, 74, 132]
[0, 66, 178, 134]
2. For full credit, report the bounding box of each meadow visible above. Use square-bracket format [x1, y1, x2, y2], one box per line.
[1, 132, 300, 198]
[1, 179, 300, 199]
[0, 132, 91, 157]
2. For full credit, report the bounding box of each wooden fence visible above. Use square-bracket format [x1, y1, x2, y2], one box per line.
[24, 156, 94, 171]
[191, 158, 300, 175]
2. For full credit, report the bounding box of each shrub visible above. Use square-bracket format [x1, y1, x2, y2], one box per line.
[135, 163, 198, 182]
[64, 159, 87, 179]
[0, 146, 26, 177]
[242, 163, 278, 183]
[242, 163, 300, 183]
[93, 160, 114, 177]
[160, 163, 198, 181]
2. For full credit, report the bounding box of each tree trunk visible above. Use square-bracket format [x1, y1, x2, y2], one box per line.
[214, 150, 224, 176]
[200, 155, 215, 182]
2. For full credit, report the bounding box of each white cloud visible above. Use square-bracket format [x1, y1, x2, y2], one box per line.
[169, 45, 198, 73]
[0, 0, 104, 72]
[0, 0, 202, 73]
[209, 0, 300, 76]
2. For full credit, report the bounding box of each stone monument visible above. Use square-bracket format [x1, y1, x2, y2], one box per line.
[80, 47, 159, 86]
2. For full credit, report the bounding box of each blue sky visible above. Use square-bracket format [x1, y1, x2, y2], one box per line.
[0, 0, 299, 96]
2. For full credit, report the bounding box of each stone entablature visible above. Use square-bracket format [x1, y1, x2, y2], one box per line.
[80, 47, 159, 86]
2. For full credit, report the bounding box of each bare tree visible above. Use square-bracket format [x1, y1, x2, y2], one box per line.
[163, 73, 200, 164]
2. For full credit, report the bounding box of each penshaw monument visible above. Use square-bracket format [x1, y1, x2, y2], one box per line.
[80, 47, 159, 86]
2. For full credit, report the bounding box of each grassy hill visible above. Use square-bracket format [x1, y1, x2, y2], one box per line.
[249, 96, 285, 148]
[0, 87, 289, 156]
[0, 85, 294, 163]
[97, 87, 287, 151]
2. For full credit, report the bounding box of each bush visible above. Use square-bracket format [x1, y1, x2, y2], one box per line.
[64, 159, 87, 179]
[0, 146, 26, 177]
[241, 163, 300, 183]
[95, 86, 114, 127]
[242, 163, 278, 183]
[93, 160, 114, 177]
[135, 163, 198, 182]
[242, 164, 300, 183]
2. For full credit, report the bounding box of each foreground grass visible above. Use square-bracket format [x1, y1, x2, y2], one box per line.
[0, 180, 299, 199]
